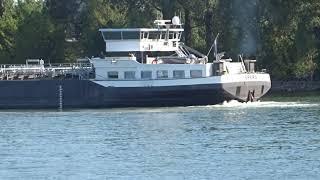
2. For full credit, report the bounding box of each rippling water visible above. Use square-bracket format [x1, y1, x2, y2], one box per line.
[0, 95, 320, 179]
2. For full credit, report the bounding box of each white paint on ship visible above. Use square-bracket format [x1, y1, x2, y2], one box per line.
[92, 73, 271, 88]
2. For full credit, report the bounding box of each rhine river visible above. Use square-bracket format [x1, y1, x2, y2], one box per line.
[0, 94, 320, 179]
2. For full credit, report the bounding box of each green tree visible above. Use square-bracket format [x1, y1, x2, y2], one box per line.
[1, 0, 320, 80]
[114, 0, 157, 27]
[176, 0, 208, 48]
[294, 0, 320, 79]
[45, 0, 87, 62]
[14, 0, 55, 63]
[258, 0, 320, 79]
[0, 0, 18, 63]
[0, 0, 4, 16]
[294, 49, 318, 80]
[80, 0, 127, 57]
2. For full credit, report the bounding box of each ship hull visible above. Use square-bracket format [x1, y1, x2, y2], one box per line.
[0, 78, 270, 109]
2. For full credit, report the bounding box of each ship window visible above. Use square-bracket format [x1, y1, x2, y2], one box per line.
[173, 70, 185, 79]
[108, 71, 118, 79]
[160, 33, 166, 39]
[149, 32, 160, 39]
[157, 70, 168, 79]
[190, 70, 202, 78]
[236, 86, 241, 96]
[174, 33, 179, 39]
[142, 32, 149, 39]
[169, 32, 174, 39]
[103, 32, 121, 40]
[124, 71, 136, 79]
[141, 71, 152, 79]
[122, 31, 140, 39]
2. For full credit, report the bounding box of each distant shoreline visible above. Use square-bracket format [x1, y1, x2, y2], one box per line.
[270, 81, 320, 93]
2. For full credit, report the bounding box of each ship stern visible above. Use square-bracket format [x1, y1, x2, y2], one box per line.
[221, 73, 271, 102]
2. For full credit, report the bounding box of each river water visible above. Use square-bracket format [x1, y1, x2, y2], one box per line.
[0, 94, 320, 179]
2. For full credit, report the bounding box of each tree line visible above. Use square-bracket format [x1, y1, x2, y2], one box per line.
[0, 0, 320, 80]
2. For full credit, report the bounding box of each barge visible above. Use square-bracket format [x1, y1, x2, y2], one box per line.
[0, 17, 271, 109]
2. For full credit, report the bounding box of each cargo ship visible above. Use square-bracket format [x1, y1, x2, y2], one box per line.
[0, 17, 271, 109]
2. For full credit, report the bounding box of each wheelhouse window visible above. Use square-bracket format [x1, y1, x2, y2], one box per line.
[190, 70, 203, 78]
[122, 31, 140, 39]
[173, 70, 185, 79]
[169, 32, 174, 39]
[102, 31, 140, 40]
[160, 33, 166, 39]
[103, 32, 121, 40]
[142, 32, 149, 39]
[149, 32, 160, 40]
[174, 33, 179, 39]
[178, 32, 182, 39]
[108, 71, 119, 79]
[124, 71, 136, 79]
[141, 71, 152, 79]
[157, 70, 168, 79]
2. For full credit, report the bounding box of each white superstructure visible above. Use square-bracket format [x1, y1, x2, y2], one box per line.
[90, 16, 271, 102]
[100, 18, 183, 52]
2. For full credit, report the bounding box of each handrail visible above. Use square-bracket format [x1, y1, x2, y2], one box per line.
[0, 62, 94, 80]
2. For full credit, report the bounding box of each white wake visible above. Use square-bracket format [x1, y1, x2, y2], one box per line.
[210, 100, 319, 108]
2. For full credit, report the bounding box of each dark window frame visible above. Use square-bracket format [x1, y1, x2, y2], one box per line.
[108, 71, 119, 79]
[173, 70, 185, 79]
[190, 70, 203, 78]
[124, 71, 136, 79]
[141, 71, 152, 79]
[157, 70, 169, 79]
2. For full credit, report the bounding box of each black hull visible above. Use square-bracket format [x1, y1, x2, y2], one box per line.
[0, 80, 267, 109]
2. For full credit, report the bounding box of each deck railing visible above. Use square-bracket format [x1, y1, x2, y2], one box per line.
[0, 63, 94, 80]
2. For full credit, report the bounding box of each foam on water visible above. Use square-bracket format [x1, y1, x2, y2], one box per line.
[66, 100, 320, 113]
[211, 100, 320, 108]
[0, 100, 318, 114]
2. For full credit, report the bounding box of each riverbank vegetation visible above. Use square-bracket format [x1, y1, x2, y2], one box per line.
[0, 0, 319, 80]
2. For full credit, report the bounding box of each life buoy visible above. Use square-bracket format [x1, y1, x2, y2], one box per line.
[152, 59, 158, 64]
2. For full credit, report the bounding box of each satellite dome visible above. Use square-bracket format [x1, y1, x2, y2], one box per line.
[172, 16, 181, 25]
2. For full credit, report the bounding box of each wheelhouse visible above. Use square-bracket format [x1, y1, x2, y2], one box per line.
[99, 19, 184, 52]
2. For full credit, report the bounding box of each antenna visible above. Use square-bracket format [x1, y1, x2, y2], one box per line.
[214, 33, 220, 57]
[207, 42, 215, 57]
[207, 33, 220, 57]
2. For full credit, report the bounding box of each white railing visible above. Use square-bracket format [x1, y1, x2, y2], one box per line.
[0, 63, 94, 80]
